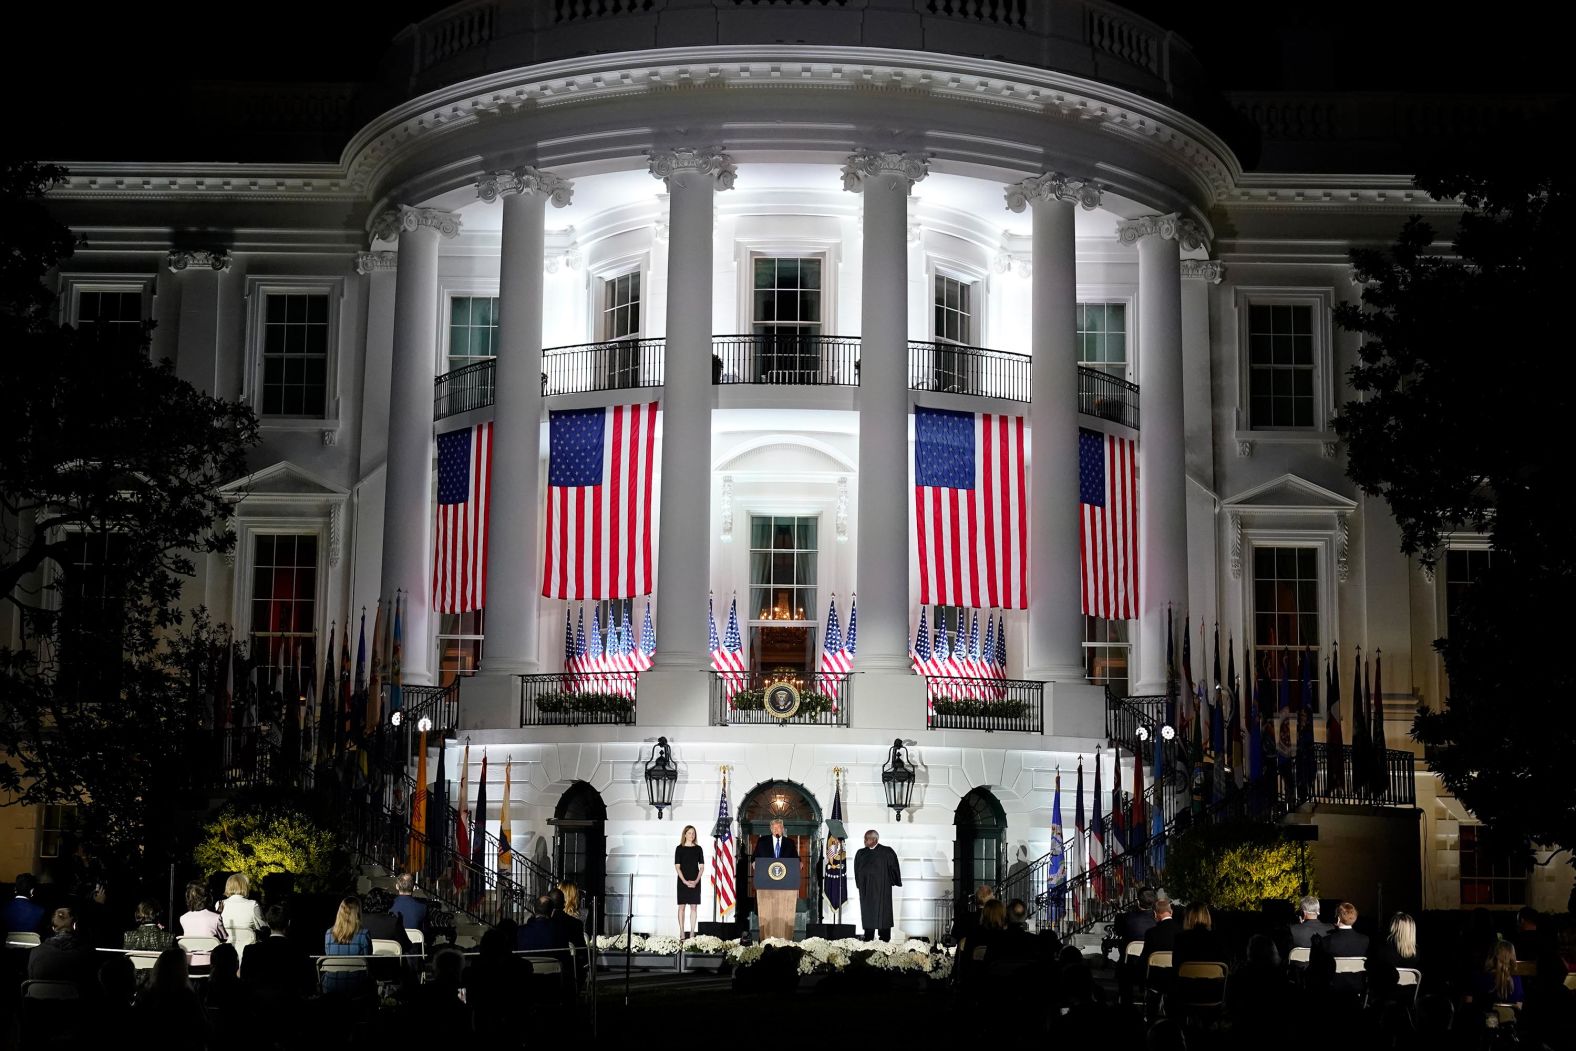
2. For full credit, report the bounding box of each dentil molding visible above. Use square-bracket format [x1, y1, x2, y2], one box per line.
[369, 205, 462, 244]
[646, 147, 737, 190]
[1115, 212, 1209, 253]
[354, 250, 398, 274]
[841, 149, 929, 193]
[167, 248, 231, 273]
[475, 166, 574, 207]
[1003, 172, 1101, 213]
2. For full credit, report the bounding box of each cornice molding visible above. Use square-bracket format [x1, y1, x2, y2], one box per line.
[841, 149, 928, 193]
[369, 205, 462, 244]
[1003, 172, 1101, 213]
[475, 166, 574, 206]
[166, 248, 231, 273]
[1180, 258, 1225, 284]
[355, 250, 398, 274]
[646, 147, 737, 190]
[1115, 212, 1209, 253]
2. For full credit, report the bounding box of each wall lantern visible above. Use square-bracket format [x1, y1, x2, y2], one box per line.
[644, 736, 678, 818]
[881, 738, 916, 820]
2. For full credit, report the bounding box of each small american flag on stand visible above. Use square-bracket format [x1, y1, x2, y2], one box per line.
[818, 596, 850, 690]
[1079, 429, 1138, 620]
[709, 596, 746, 705]
[542, 402, 657, 600]
[711, 776, 736, 917]
[433, 422, 492, 614]
[635, 601, 655, 672]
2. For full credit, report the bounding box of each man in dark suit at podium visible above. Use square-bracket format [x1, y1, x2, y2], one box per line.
[753, 819, 798, 941]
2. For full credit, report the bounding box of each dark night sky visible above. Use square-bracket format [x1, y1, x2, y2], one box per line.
[7, 1, 1569, 158]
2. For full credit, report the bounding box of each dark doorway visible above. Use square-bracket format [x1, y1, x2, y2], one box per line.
[552, 781, 607, 934]
[738, 780, 823, 938]
[953, 787, 1007, 909]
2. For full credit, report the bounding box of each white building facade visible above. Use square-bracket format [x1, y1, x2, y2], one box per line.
[23, 1, 1570, 927]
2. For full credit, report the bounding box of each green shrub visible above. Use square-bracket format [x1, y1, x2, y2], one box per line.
[730, 689, 837, 716]
[1164, 821, 1312, 910]
[193, 804, 343, 892]
[930, 698, 1027, 718]
[534, 690, 635, 717]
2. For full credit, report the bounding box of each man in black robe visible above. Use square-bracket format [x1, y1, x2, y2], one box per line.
[853, 829, 901, 942]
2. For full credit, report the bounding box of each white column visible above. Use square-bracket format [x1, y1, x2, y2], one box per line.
[478, 168, 573, 672]
[648, 148, 734, 669]
[1117, 213, 1203, 694]
[1007, 174, 1102, 681]
[375, 206, 461, 685]
[167, 249, 231, 396]
[353, 250, 399, 621]
[843, 149, 927, 672]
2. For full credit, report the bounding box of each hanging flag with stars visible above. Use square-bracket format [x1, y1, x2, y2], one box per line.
[818, 596, 850, 689]
[433, 422, 493, 613]
[543, 402, 658, 600]
[1079, 429, 1138, 620]
[914, 406, 1027, 609]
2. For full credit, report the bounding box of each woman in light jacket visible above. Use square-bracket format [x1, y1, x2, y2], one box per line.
[218, 873, 264, 956]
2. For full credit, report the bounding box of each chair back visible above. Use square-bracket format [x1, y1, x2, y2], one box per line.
[1492, 1003, 1519, 1025]
[1288, 946, 1311, 965]
[970, 945, 988, 963]
[22, 980, 79, 1000]
[177, 936, 220, 953]
[1334, 956, 1366, 973]
[1177, 961, 1229, 981]
[370, 939, 403, 957]
[6, 932, 41, 948]
[1564, 972, 1576, 991]
[318, 956, 369, 973]
[1511, 960, 1537, 978]
[405, 929, 426, 953]
[1175, 960, 1229, 1008]
[129, 952, 160, 972]
[1124, 940, 1145, 960]
[1395, 967, 1421, 988]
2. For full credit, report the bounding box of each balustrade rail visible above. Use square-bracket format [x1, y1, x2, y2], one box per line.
[1077, 366, 1140, 429]
[434, 359, 497, 420]
[712, 334, 860, 386]
[908, 341, 1030, 401]
[543, 338, 666, 396]
[925, 678, 1043, 733]
[520, 672, 639, 726]
[708, 671, 850, 726]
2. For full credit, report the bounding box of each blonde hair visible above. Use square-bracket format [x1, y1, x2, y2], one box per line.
[224, 873, 249, 898]
[558, 881, 580, 916]
[1488, 940, 1518, 1000]
[679, 825, 698, 846]
[330, 896, 363, 945]
[1183, 902, 1213, 931]
[1389, 912, 1417, 960]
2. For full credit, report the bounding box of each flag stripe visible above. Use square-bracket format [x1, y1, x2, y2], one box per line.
[1079, 430, 1138, 620]
[433, 422, 492, 613]
[543, 403, 658, 600]
[914, 408, 1027, 609]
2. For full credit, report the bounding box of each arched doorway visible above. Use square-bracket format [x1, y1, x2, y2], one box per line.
[739, 780, 823, 938]
[552, 781, 607, 933]
[953, 787, 1007, 909]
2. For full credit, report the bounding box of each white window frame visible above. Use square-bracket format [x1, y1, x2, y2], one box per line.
[745, 510, 823, 629]
[58, 273, 155, 351]
[734, 242, 840, 336]
[930, 269, 979, 347]
[596, 266, 644, 342]
[1075, 286, 1138, 382]
[1240, 532, 1337, 712]
[231, 518, 330, 662]
[1232, 287, 1336, 447]
[243, 277, 345, 429]
[440, 288, 502, 374]
[1436, 532, 1492, 701]
[1074, 299, 1135, 380]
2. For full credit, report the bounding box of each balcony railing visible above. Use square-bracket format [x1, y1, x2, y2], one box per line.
[1077, 366, 1140, 429]
[908, 341, 1030, 402]
[925, 678, 1044, 733]
[709, 672, 850, 727]
[519, 672, 638, 726]
[712, 333, 861, 386]
[434, 359, 496, 420]
[543, 338, 665, 396]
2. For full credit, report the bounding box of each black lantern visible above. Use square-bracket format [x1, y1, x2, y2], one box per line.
[644, 736, 678, 818]
[881, 738, 916, 820]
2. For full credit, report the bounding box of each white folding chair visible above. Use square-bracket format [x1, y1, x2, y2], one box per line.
[1175, 961, 1230, 1009]
[370, 939, 403, 957]
[1288, 946, 1311, 966]
[317, 956, 370, 994]
[127, 951, 162, 973]
[1124, 940, 1145, 962]
[1146, 950, 1174, 988]
[177, 936, 220, 953]
[1334, 956, 1367, 974]
[1393, 967, 1422, 1007]
[6, 931, 41, 948]
[405, 929, 426, 956]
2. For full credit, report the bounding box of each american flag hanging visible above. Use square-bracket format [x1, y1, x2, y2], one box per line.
[711, 779, 736, 916]
[1078, 429, 1138, 620]
[818, 597, 850, 689]
[433, 422, 493, 614]
[914, 407, 1027, 610]
[542, 402, 658, 600]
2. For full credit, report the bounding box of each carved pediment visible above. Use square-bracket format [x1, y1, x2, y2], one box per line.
[219, 461, 349, 499]
[1221, 473, 1356, 514]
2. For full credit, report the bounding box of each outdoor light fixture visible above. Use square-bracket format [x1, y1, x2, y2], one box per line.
[644, 736, 678, 818]
[390, 710, 403, 727]
[881, 738, 916, 820]
[1136, 724, 1151, 742]
[1161, 724, 1176, 741]
[417, 716, 433, 734]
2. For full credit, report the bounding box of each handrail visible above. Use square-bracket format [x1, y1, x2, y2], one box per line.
[1077, 365, 1140, 429]
[708, 671, 850, 727]
[435, 359, 496, 420]
[924, 677, 1043, 733]
[908, 340, 1030, 402]
[520, 672, 638, 726]
[543, 337, 666, 396]
[711, 333, 860, 387]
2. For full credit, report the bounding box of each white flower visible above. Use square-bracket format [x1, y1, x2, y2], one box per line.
[797, 954, 818, 974]
[681, 935, 731, 953]
[640, 934, 682, 955]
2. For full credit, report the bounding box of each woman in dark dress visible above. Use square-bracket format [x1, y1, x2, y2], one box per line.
[674, 824, 704, 939]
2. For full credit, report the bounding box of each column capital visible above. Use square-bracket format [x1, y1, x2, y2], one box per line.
[646, 147, 736, 190]
[476, 166, 574, 207]
[1003, 173, 1101, 213]
[354, 250, 398, 275]
[841, 149, 928, 193]
[1114, 212, 1208, 252]
[1180, 258, 1226, 284]
[370, 205, 462, 244]
[166, 248, 230, 273]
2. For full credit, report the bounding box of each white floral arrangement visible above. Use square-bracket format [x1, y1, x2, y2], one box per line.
[727, 935, 951, 979]
[680, 935, 737, 954]
[594, 932, 644, 951]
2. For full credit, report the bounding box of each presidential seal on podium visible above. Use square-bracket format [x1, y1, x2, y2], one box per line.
[767, 860, 788, 882]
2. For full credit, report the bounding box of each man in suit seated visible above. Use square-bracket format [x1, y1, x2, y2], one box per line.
[517, 895, 565, 953]
[1116, 888, 1160, 1002]
[1287, 895, 1334, 960]
[27, 907, 97, 988]
[390, 873, 428, 940]
[1311, 901, 1370, 995]
[1139, 897, 1178, 1009]
[240, 904, 314, 999]
[360, 888, 415, 987]
[4, 873, 46, 937]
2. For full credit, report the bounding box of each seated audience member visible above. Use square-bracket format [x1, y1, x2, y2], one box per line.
[122, 899, 175, 953]
[993, 899, 1041, 963]
[135, 947, 209, 1051]
[218, 873, 265, 955]
[1511, 906, 1546, 965]
[3, 872, 46, 935]
[1140, 897, 1178, 963]
[203, 942, 249, 1013]
[1117, 888, 1160, 946]
[1174, 902, 1227, 967]
[1467, 940, 1524, 1009]
[1311, 901, 1370, 995]
[951, 884, 995, 945]
[1367, 911, 1421, 1003]
[1227, 934, 1293, 1028]
[178, 880, 225, 941]
[361, 887, 415, 952]
[558, 880, 582, 920]
[406, 945, 469, 1040]
[390, 872, 428, 936]
[1287, 894, 1332, 955]
[321, 895, 374, 997]
[242, 903, 314, 998]
[27, 906, 97, 987]
[517, 895, 564, 953]
[467, 925, 534, 1035]
[549, 887, 587, 949]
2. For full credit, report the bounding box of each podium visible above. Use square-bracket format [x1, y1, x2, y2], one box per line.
[754, 857, 801, 942]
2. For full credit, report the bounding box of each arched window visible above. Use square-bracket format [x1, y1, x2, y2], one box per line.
[738, 780, 823, 936]
[953, 787, 1007, 909]
[553, 781, 607, 933]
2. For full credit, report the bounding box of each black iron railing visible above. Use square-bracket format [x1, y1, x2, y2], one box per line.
[708, 672, 851, 726]
[543, 338, 666, 396]
[519, 672, 639, 726]
[712, 333, 861, 386]
[908, 340, 1031, 401]
[434, 359, 497, 420]
[924, 678, 1044, 733]
[1078, 365, 1140, 429]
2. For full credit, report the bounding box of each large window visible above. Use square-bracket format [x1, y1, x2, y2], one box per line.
[1252, 546, 1321, 707]
[601, 272, 641, 340]
[749, 515, 818, 674]
[249, 534, 318, 683]
[750, 257, 823, 382]
[1083, 615, 1130, 697]
[1459, 825, 1527, 906]
[39, 803, 79, 860]
[75, 288, 145, 352]
[260, 292, 330, 417]
[437, 610, 484, 685]
[934, 275, 974, 345]
[448, 295, 499, 373]
[1077, 302, 1128, 378]
[1247, 304, 1316, 429]
[1444, 548, 1492, 638]
[58, 532, 127, 697]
